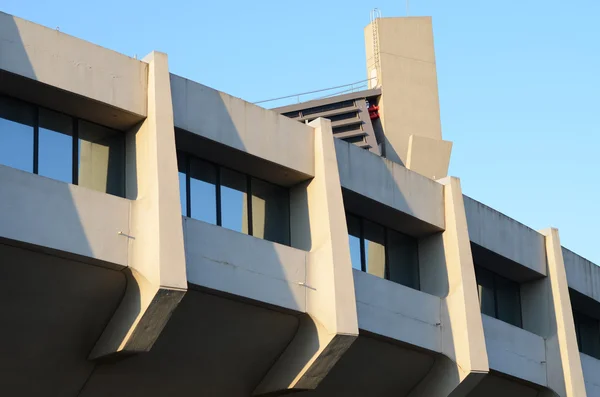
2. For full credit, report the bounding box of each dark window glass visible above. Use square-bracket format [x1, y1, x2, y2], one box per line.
[387, 229, 420, 290]
[574, 311, 600, 359]
[475, 265, 522, 327]
[476, 266, 497, 318]
[346, 212, 420, 290]
[496, 276, 522, 327]
[38, 108, 73, 183]
[189, 157, 217, 224]
[220, 167, 248, 234]
[251, 177, 290, 245]
[363, 219, 385, 278]
[78, 120, 125, 197]
[0, 96, 34, 172]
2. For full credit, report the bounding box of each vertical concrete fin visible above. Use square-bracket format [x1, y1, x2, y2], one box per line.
[540, 228, 587, 397]
[363, 16, 451, 173]
[409, 177, 488, 397]
[253, 118, 358, 395]
[89, 51, 187, 360]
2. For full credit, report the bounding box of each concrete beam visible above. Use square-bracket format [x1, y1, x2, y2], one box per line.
[409, 177, 488, 396]
[89, 52, 187, 359]
[253, 118, 359, 395]
[0, 11, 147, 123]
[539, 228, 587, 397]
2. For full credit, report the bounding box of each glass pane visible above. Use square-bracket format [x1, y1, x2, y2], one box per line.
[220, 168, 248, 234]
[575, 312, 600, 358]
[496, 275, 522, 327]
[475, 266, 496, 318]
[39, 108, 73, 183]
[363, 219, 385, 278]
[387, 229, 419, 289]
[0, 96, 34, 172]
[177, 152, 187, 216]
[251, 177, 290, 245]
[189, 157, 217, 224]
[346, 214, 362, 271]
[78, 120, 125, 197]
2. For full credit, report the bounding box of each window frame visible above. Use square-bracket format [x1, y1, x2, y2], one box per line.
[0, 94, 125, 196]
[346, 211, 420, 290]
[475, 265, 523, 328]
[178, 151, 291, 246]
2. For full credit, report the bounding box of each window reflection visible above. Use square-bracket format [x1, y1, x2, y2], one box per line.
[38, 108, 73, 184]
[363, 220, 385, 278]
[78, 120, 125, 196]
[220, 167, 248, 234]
[0, 96, 34, 172]
[346, 214, 362, 271]
[178, 151, 291, 245]
[190, 157, 217, 224]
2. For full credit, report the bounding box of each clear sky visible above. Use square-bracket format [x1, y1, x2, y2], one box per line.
[3, 0, 599, 264]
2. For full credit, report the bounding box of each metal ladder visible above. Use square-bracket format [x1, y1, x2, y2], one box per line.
[370, 8, 382, 88]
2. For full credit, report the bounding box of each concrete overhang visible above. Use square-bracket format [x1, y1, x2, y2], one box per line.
[0, 12, 147, 130]
[464, 196, 546, 279]
[336, 139, 445, 237]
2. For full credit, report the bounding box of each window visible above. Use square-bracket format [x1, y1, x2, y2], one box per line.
[475, 266, 522, 328]
[0, 95, 125, 197]
[574, 310, 600, 359]
[346, 213, 420, 290]
[178, 151, 290, 246]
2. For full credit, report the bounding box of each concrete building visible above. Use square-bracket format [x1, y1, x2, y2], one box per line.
[0, 10, 597, 397]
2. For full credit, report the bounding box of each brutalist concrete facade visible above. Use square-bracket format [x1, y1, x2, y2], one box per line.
[0, 11, 597, 397]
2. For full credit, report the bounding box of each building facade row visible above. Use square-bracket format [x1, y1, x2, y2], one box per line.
[0, 11, 598, 397]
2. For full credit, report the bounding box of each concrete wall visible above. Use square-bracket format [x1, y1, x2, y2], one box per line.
[335, 138, 444, 230]
[353, 270, 441, 352]
[0, 12, 147, 119]
[464, 196, 546, 276]
[564, 248, 600, 301]
[170, 74, 314, 178]
[581, 353, 600, 397]
[0, 164, 129, 267]
[364, 17, 451, 179]
[482, 314, 547, 386]
[184, 218, 307, 312]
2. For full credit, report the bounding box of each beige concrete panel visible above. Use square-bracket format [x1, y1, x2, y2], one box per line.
[0, 12, 147, 116]
[253, 118, 359, 395]
[353, 270, 442, 352]
[184, 218, 307, 312]
[0, 165, 129, 267]
[170, 74, 314, 177]
[410, 177, 488, 396]
[90, 52, 187, 359]
[335, 139, 444, 231]
[407, 134, 452, 180]
[540, 228, 587, 397]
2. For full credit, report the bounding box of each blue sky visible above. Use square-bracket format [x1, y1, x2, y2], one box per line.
[3, 0, 599, 264]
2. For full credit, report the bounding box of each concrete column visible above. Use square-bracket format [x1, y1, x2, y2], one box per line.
[538, 228, 587, 397]
[409, 177, 488, 396]
[253, 118, 359, 395]
[364, 17, 452, 179]
[89, 51, 187, 359]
